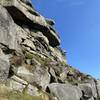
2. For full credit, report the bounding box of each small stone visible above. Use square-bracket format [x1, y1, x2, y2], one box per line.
[9, 80, 26, 92]
[11, 75, 28, 85]
[16, 66, 34, 83]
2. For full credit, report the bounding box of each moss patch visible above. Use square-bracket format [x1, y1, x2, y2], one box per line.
[26, 52, 34, 59]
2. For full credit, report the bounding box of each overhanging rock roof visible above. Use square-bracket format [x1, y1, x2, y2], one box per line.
[0, 0, 60, 47]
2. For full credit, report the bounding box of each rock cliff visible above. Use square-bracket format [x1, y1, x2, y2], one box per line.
[0, 0, 99, 100]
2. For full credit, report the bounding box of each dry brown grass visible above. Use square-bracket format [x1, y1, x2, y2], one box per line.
[0, 84, 52, 100]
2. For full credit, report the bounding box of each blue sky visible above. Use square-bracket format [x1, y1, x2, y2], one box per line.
[32, 0, 100, 79]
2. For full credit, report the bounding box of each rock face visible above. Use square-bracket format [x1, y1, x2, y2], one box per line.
[0, 0, 99, 100]
[0, 5, 18, 50]
[0, 0, 60, 47]
[48, 83, 82, 100]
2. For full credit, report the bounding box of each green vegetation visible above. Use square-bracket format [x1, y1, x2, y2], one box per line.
[25, 52, 52, 67]
[7, 91, 33, 100]
[0, 84, 50, 100]
[26, 52, 34, 59]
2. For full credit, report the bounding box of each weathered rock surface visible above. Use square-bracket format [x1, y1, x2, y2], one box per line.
[79, 84, 93, 99]
[48, 83, 82, 100]
[0, 0, 60, 47]
[0, 5, 18, 50]
[0, 0, 99, 100]
[0, 49, 10, 82]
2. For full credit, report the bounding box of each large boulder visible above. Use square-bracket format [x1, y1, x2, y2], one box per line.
[14, 66, 50, 90]
[48, 83, 82, 100]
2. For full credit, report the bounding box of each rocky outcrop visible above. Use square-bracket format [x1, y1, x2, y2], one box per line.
[0, 0, 99, 100]
[0, 0, 60, 47]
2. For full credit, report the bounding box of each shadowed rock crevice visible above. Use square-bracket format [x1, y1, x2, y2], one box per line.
[21, 0, 33, 7]
[8, 66, 14, 78]
[4, 6, 60, 47]
[49, 73, 57, 83]
[0, 43, 15, 54]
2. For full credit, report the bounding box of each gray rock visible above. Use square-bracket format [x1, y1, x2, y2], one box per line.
[15, 66, 50, 90]
[25, 59, 32, 65]
[79, 84, 93, 99]
[48, 60, 66, 77]
[87, 79, 98, 98]
[96, 80, 100, 97]
[60, 71, 67, 82]
[49, 67, 58, 83]
[27, 84, 39, 96]
[21, 39, 36, 50]
[16, 66, 34, 83]
[88, 97, 94, 100]
[79, 79, 97, 99]
[50, 46, 67, 63]
[11, 75, 28, 85]
[0, 50, 10, 82]
[48, 83, 82, 100]
[0, 5, 18, 50]
[16, 24, 29, 43]
[8, 79, 26, 92]
[22, 25, 30, 33]
[46, 18, 55, 26]
[31, 58, 41, 66]
[21, 0, 32, 7]
[0, 0, 46, 26]
[31, 66, 50, 90]
[30, 31, 49, 46]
